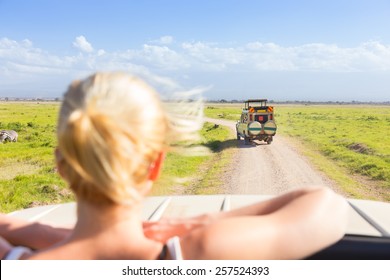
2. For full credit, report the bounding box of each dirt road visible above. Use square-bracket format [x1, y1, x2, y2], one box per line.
[205, 118, 336, 195]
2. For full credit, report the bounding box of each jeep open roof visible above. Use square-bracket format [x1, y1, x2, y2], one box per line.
[244, 99, 268, 109]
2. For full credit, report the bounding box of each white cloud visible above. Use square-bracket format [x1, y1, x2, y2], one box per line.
[119, 44, 189, 71]
[3, 37, 389, 77]
[159, 36, 174, 45]
[1, 37, 390, 100]
[0, 37, 75, 72]
[151, 36, 174, 45]
[72, 36, 94, 53]
[181, 42, 242, 71]
[21, 39, 33, 48]
[97, 49, 106, 56]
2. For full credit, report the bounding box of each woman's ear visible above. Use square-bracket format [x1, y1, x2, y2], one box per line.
[148, 151, 165, 181]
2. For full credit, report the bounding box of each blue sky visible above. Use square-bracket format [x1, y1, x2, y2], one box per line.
[0, 0, 389, 101]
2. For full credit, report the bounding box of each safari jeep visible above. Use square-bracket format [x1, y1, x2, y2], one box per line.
[236, 99, 277, 145]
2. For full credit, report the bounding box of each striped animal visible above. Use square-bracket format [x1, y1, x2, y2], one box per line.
[0, 130, 18, 143]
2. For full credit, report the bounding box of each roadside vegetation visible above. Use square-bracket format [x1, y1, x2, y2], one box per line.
[0, 102, 232, 212]
[0, 102, 68, 213]
[1, 102, 388, 213]
[276, 105, 390, 201]
[205, 103, 390, 201]
[153, 122, 233, 196]
[205, 104, 241, 121]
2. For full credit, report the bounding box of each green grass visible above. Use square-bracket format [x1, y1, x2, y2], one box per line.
[205, 104, 242, 121]
[276, 105, 390, 200]
[0, 102, 72, 212]
[2, 101, 388, 212]
[205, 103, 390, 201]
[185, 122, 235, 195]
[0, 102, 233, 212]
[152, 122, 233, 195]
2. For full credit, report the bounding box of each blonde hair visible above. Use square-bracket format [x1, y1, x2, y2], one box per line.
[57, 72, 202, 205]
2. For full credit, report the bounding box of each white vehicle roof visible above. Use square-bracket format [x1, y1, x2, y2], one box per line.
[8, 195, 390, 237]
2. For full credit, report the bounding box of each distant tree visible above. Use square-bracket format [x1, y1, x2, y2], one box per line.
[5, 97, 8, 101]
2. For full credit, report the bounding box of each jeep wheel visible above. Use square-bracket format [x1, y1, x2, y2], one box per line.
[236, 132, 240, 140]
[266, 137, 273, 145]
[244, 136, 250, 145]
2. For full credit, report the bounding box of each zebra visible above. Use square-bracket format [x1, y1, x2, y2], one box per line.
[0, 130, 18, 143]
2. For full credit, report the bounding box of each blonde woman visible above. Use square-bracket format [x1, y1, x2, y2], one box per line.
[0, 72, 349, 259]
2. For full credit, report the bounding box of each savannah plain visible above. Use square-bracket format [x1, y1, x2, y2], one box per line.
[0, 101, 389, 213]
